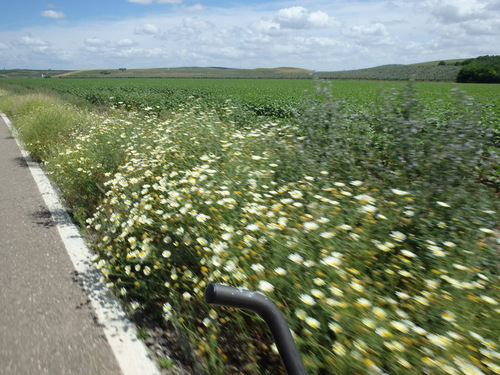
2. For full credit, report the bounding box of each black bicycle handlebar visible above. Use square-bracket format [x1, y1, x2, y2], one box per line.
[205, 283, 307, 375]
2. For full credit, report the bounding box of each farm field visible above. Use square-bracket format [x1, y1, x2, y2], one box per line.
[2, 77, 500, 121]
[0, 78, 499, 374]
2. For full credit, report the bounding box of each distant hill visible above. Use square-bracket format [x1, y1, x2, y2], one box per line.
[49, 66, 314, 79]
[1, 60, 467, 81]
[315, 63, 462, 81]
[0, 69, 69, 78]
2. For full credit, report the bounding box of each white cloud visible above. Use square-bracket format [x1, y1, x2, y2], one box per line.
[182, 17, 215, 31]
[134, 23, 161, 35]
[416, 0, 490, 23]
[41, 10, 66, 19]
[414, 0, 500, 47]
[249, 5, 335, 37]
[250, 18, 282, 36]
[343, 22, 389, 37]
[275, 6, 331, 29]
[463, 19, 500, 35]
[183, 3, 206, 12]
[84, 37, 107, 46]
[117, 39, 135, 46]
[19, 34, 49, 47]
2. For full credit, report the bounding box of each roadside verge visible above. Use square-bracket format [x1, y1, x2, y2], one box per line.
[1, 113, 161, 375]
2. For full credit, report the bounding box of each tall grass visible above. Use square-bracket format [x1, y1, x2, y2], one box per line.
[0, 92, 86, 162]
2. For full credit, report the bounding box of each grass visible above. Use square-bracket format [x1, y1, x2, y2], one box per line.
[0, 81, 498, 374]
[0, 92, 87, 161]
[136, 327, 150, 340]
[157, 357, 175, 370]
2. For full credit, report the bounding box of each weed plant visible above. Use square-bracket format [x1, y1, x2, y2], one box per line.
[0, 92, 86, 162]
[1, 85, 499, 374]
[84, 88, 498, 374]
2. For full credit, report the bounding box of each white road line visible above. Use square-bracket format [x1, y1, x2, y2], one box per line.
[1, 113, 162, 375]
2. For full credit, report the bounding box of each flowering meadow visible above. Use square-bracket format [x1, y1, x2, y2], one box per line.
[1, 82, 499, 374]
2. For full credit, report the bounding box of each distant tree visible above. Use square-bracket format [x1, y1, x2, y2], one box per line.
[438, 61, 446, 66]
[456, 55, 500, 83]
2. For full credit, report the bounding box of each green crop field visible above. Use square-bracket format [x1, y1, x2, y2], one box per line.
[2, 77, 499, 120]
[0, 78, 499, 374]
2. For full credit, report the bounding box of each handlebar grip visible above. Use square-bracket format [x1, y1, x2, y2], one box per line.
[205, 283, 307, 375]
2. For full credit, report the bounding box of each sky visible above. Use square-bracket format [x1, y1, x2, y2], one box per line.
[0, 0, 499, 71]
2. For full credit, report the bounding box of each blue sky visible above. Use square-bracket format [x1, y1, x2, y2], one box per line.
[1, 0, 499, 70]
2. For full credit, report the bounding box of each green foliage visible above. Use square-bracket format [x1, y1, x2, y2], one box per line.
[0, 93, 85, 161]
[136, 328, 150, 340]
[1, 80, 499, 374]
[457, 55, 500, 83]
[83, 92, 498, 374]
[157, 357, 174, 370]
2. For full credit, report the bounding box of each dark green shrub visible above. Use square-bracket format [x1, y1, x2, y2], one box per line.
[457, 55, 500, 83]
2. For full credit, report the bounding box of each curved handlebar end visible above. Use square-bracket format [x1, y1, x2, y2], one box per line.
[204, 282, 217, 304]
[205, 283, 307, 375]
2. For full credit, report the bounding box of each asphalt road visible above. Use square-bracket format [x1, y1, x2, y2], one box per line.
[0, 115, 123, 374]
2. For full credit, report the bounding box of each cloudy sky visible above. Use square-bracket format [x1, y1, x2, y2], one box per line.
[0, 0, 499, 71]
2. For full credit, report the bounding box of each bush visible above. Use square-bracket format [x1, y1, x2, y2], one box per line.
[457, 55, 500, 83]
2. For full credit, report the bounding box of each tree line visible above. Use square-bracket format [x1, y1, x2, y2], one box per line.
[457, 55, 500, 83]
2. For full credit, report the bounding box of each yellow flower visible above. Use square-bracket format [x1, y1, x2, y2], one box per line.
[483, 360, 500, 374]
[311, 289, 325, 299]
[362, 318, 376, 329]
[355, 298, 372, 308]
[313, 277, 326, 286]
[305, 317, 321, 329]
[321, 256, 342, 268]
[414, 295, 429, 306]
[397, 357, 411, 369]
[453, 356, 486, 375]
[390, 231, 407, 242]
[390, 320, 409, 333]
[295, 309, 307, 320]
[332, 342, 347, 356]
[300, 294, 316, 306]
[442, 311, 456, 322]
[391, 188, 409, 196]
[481, 295, 498, 305]
[373, 307, 387, 320]
[303, 221, 319, 231]
[427, 334, 452, 349]
[258, 280, 275, 293]
[328, 322, 342, 333]
[401, 250, 416, 258]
